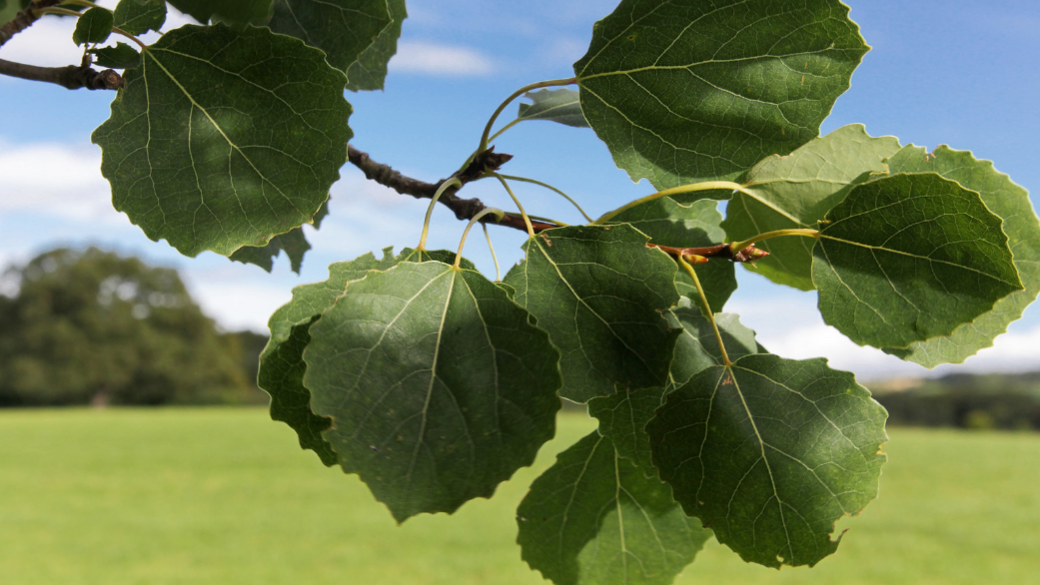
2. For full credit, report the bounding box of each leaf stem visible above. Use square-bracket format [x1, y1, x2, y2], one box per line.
[525, 213, 568, 227]
[455, 208, 504, 268]
[497, 174, 592, 223]
[595, 181, 753, 225]
[418, 178, 462, 250]
[482, 224, 501, 281]
[34, 5, 146, 49]
[33, 6, 81, 17]
[677, 254, 731, 366]
[57, 0, 100, 8]
[493, 174, 535, 238]
[112, 25, 147, 49]
[478, 77, 577, 154]
[487, 118, 521, 144]
[728, 228, 819, 254]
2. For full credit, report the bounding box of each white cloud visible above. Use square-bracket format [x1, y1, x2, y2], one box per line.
[0, 1, 197, 70]
[727, 296, 1040, 381]
[186, 273, 292, 333]
[0, 140, 122, 222]
[0, 14, 82, 67]
[390, 41, 494, 77]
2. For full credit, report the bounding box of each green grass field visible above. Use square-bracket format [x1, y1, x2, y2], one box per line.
[1, 408, 1038, 585]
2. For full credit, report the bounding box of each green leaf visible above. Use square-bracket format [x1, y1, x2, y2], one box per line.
[517, 430, 712, 585]
[88, 43, 141, 70]
[113, 0, 166, 35]
[92, 24, 352, 258]
[813, 173, 1023, 349]
[588, 305, 760, 477]
[165, 0, 271, 24]
[723, 124, 902, 290]
[345, 0, 406, 91]
[667, 303, 759, 389]
[266, 0, 394, 78]
[72, 7, 113, 46]
[574, 0, 868, 189]
[304, 261, 562, 522]
[2, 0, 83, 19]
[229, 198, 328, 273]
[587, 387, 665, 478]
[880, 146, 1040, 366]
[611, 197, 735, 313]
[0, 1, 19, 23]
[647, 354, 888, 568]
[259, 248, 466, 465]
[503, 225, 681, 403]
[516, 89, 589, 128]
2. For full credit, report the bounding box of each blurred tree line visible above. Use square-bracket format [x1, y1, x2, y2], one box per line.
[870, 372, 1040, 431]
[0, 247, 268, 407]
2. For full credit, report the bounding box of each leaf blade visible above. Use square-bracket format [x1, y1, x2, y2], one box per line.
[345, 0, 406, 91]
[259, 248, 465, 465]
[574, 0, 869, 189]
[517, 430, 711, 585]
[73, 7, 113, 46]
[813, 173, 1023, 349]
[647, 354, 888, 568]
[304, 262, 562, 521]
[880, 146, 1040, 365]
[516, 88, 589, 128]
[503, 225, 681, 403]
[113, 0, 166, 36]
[723, 124, 902, 290]
[92, 24, 352, 257]
[266, 0, 394, 78]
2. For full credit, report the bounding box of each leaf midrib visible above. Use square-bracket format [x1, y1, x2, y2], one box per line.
[143, 50, 306, 216]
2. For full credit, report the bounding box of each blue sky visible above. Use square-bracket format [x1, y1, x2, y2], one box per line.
[0, 0, 1037, 380]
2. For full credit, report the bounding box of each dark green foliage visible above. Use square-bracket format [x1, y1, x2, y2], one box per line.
[113, 0, 166, 35]
[72, 7, 113, 46]
[6, 1, 1038, 582]
[92, 24, 352, 257]
[517, 430, 711, 585]
[88, 43, 142, 70]
[305, 261, 562, 521]
[504, 226, 681, 403]
[230, 199, 330, 274]
[0, 248, 253, 407]
[575, 0, 869, 189]
[814, 173, 1022, 348]
[265, 0, 394, 78]
[647, 355, 888, 568]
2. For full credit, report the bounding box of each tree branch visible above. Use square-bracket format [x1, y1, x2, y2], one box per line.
[345, 145, 772, 262]
[1, 0, 62, 48]
[1, 1, 122, 90]
[0, 57, 123, 89]
[347, 145, 557, 234]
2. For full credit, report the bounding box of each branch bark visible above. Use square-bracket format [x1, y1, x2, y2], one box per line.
[346, 145, 557, 235]
[0, 57, 123, 89]
[1, 1, 122, 90]
[0, 0, 62, 48]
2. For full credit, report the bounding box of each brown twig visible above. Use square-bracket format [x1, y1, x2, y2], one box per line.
[0, 57, 123, 89]
[347, 145, 556, 235]
[1, 2, 123, 90]
[649, 243, 769, 263]
[0, 0, 61, 48]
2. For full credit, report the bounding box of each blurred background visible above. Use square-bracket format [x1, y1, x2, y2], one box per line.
[1, 1, 1039, 584]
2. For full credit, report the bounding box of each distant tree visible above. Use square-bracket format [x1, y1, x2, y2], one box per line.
[0, 247, 253, 406]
